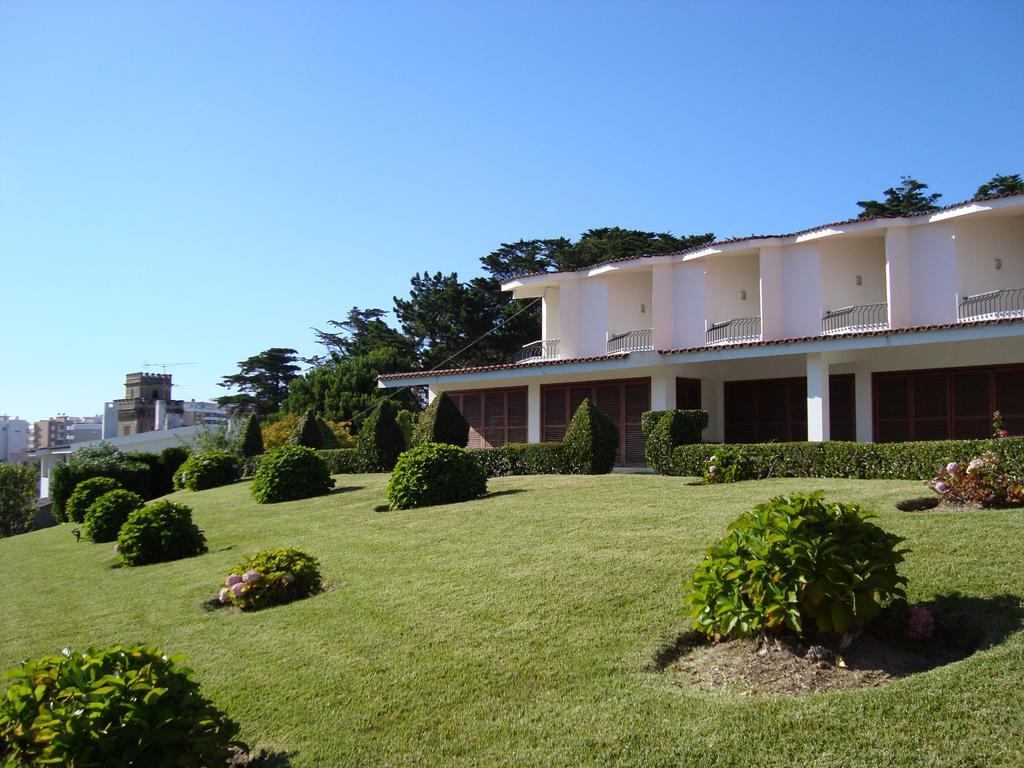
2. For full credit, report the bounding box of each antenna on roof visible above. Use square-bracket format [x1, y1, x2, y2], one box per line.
[143, 362, 197, 373]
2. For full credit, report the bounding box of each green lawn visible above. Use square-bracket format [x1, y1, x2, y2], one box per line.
[2, 474, 1023, 767]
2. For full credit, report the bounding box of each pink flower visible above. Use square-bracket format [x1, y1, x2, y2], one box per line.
[945, 462, 958, 472]
[907, 605, 935, 640]
[218, 587, 230, 604]
[226, 573, 242, 587]
[999, 429, 1009, 438]
[968, 458, 985, 473]
[708, 466, 717, 474]
[231, 582, 244, 598]
[242, 569, 261, 583]
[934, 481, 948, 494]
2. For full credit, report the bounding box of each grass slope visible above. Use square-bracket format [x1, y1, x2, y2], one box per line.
[1, 474, 1023, 767]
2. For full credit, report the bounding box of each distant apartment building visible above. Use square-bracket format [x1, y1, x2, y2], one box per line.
[0, 415, 29, 464]
[29, 415, 102, 450]
[183, 400, 229, 427]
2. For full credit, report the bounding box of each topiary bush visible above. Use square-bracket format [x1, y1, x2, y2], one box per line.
[396, 409, 418, 449]
[357, 402, 406, 471]
[117, 500, 208, 566]
[288, 410, 341, 450]
[217, 547, 323, 610]
[318, 447, 364, 474]
[65, 476, 123, 524]
[0, 464, 37, 538]
[251, 445, 335, 504]
[83, 489, 145, 543]
[685, 491, 909, 639]
[50, 446, 151, 522]
[561, 398, 619, 474]
[0, 644, 239, 767]
[172, 450, 239, 491]
[642, 409, 708, 472]
[412, 392, 469, 448]
[470, 443, 567, 476]
[238, 414, 264, 457]
[386, 442, 488, 510]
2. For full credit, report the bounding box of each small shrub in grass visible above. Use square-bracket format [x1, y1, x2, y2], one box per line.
[642, 409, 708, 472]
[412, 392, 469, 448]
[386, 442, 487, 510]
[561, 398, 618, 474]
[927, 453, 1024, 507]
[237, 413, 264, 457]
[83, 489, 145, 542]
[218, 547, 322, 610]
[702, 446, 757, 484]
[65, 476, 123, 523]
[0, 644, 239, 767]
[172, 450, 239, 491]
[251, 445, 335, 504]
[0, 464, 37, 538]
[357, 402, 406, 471]
[117, 501, 208, 566]
[685, 492, 908, 639]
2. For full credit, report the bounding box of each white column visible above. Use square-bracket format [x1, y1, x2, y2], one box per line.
[650, 368, 676, 411]
[807, 353, 831, 442]
[651, 264, 674, 350]
[427, 386, 440, 404]
[854, 363, 873, 442]
[579, 278, 609, 357]
[759, 245, 784, 340]
[558, 279, 582, 358]
[702, 379, 724, 442]
[674, 261, 708, 348]
[527, 382, 541, 443]
[885, 227, 912, 329]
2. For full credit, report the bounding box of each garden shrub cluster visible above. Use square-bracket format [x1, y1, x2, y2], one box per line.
[117, 500, 208, 566]
[0, 464, 36, 538]
[386, 442, 488, 510]
[173, 450, 240, 491]
[928, 452, 1024, 507]
[84, 489, 145, 543]
[470, 443, 567, 477]
[218, 547, 323, 610]
[66, 476, 123, 523]
[670, 437, 1024, 481]
[561, 398, 619, 474]
[50, 444, 151, 522]
[251, 445, 335, 504]
[685, 491, 909, 638]
[0, 645, 239, 767]
[128, 446, 193, 497]
[356, 403, 406, 471]
[412, 392, 469, 448]
[319, 447, 364, 474]
[642, 409, 708, 473]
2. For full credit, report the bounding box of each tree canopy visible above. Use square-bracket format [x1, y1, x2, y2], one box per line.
[856, 176, 943, 219]
[976, 173, 1024, 199]
[216, 347, 301, 417]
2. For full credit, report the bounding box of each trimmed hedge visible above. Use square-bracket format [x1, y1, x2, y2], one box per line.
[318, 448, 364, 474]
[642, 409, 708, 473]
[562, 399, 618, 474]
[238, 414, 264, 457]
[356, 403, 405, 471]
[50, 457, 151, 523]
[412, 393, 469, 448]
[470, 443, 567, 477]
[172, 451, 239, 491]
[669, 437, 1024, 481]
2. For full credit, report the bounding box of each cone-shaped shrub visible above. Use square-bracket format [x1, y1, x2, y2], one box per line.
[66, 476, 123, 524]
[412, 393, 469, 448]
[562, 398, 618, 474]
[83, 489, 145, 543]
[387, 442, 487, 510]
[356, 402, 405, 471]
[288, 411, 340, 450]
[238, 414, 264, 457]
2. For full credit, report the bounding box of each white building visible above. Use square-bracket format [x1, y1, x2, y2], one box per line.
[0, 416, 29, 465]
[379, 193, 1024, 465]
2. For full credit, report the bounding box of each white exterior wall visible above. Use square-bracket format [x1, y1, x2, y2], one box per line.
[651, 263, 674, 349]
[820, 237, 887, 311]
[606, 270, 652, 335]
[759, 246, 784, 340]
[780, 243, 822, 337]
[558, 279, 582, 357]
[541, 288, 560, 341]
[706, 251, 760, 325]
[672, 260, 707, 348]
[955, 215, 1024, 299]
[578, 277, 609, 357]
[908, 223, 958, 325]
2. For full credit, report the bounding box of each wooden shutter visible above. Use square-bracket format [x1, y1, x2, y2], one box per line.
[676, 378, 701, 410]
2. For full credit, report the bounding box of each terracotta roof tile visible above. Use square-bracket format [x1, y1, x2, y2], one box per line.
[377, 352, 631, 381]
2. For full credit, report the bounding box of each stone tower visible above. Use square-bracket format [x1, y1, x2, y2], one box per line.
[113, 373, 185, 436]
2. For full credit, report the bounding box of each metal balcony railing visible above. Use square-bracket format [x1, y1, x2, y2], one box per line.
[706, 316, 761, 345]
[607, 328, 653, 353]
[513, 338, 560, 363]
[822, 303, 889, 334]
[958, 287, 1024, 322]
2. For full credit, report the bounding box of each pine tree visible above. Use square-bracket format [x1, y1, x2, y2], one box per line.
[856, 177, 942, 219]
[976, 173, 1024, 199]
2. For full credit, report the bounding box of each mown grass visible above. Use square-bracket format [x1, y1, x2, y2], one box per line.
[2, 474, 1023, 767]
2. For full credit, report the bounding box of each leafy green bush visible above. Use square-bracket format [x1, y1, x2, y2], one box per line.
[642, 409, 708, 472]
[561, 398, 618, 474]
[356, 402, 406, 471]
[65, 476, 123, 524]
[0, 464, 37, 538]
[172, 450, 239, 491]
[396, 409, 418, 449]
[84, 489, 145, 542]
[412, 392, 469, 448]
[470, 443, 567, 476]
[386, 442, 488, 510]
[117, 501, 208, 566]
[0, 644, 239, 767]
[289, 410, 341, 450]
[685, 492, 909, 638]
[238, 414, 264, 457]
[251, 445, 335, 504]
[702, 446, 757, 484]
[218, 547, 323, 610]
[50, 446, 151, 522]
[318, 447, 364, 474]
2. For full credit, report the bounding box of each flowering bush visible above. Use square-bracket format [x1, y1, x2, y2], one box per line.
[927, 452, 1024, 508]
[702, 447, 756, 484]
[217, 547, 322, 610]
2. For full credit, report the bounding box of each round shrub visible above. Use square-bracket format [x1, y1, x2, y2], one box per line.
[251, 445, 335, 504]
[386, 442, 487, 510]
[218, 547, 322, 610]
[65, 476, 124, 524]
[117, 500, 208, 566]
[685, 492, 909, 639]
[0, 644, 239, 767]
[172, 450, 239, 491]
[0, 464, 39, 538]
[83, 489, 145, 542]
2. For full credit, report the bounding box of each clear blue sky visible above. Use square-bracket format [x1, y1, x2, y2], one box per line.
[2, 1, 1022, 421]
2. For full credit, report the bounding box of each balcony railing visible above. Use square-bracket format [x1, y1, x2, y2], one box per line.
[607, 328, 653, 353]
[513, 338, 560, 363]
[706, 316, 761, 346]
[958, 287, 1024, 322]
[822, 303, 889, 335]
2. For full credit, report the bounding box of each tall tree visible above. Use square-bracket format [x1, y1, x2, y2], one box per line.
[217, 347, 301, 417]
[976, 173, 1024, 199]
[479, 238, 573, 281]
[856, 177, 942, 219]
[558, 228, 715, 272]
[309, 307, 416, 362]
